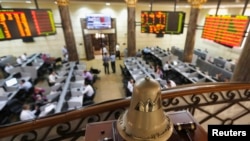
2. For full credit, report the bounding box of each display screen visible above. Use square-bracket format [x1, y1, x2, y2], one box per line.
[141, 11, 185, 34]
[0, 8, 56, 41]
[202, 15, 250, 47]
[86, 14, 111, 30]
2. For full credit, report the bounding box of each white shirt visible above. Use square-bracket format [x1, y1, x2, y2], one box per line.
[19, 81, 33, 92]
[48, 74, 57, 83]
[20, 109, 37, 121]
[4, 65, 14, 73]
[16, 58, 22, 64]
[21, 54, 27, 61]
[82, 85, 94, 97]
[163, 63, 169, 71]
[165, 80, 176, 88]
[103, 47, 108, 54]
[62, 47, 68, 55]
[127, 81, 134, 93]
[116, 45, 120, 51]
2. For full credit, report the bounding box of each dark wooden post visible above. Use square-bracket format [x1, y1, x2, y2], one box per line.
[183, 1, 206, 63]
[57, 0, 79, 61]
[231, 33, 250, 82]
[125, 0, 137, 57]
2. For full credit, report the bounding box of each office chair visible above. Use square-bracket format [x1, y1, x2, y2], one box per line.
[6, 98, 23, 120]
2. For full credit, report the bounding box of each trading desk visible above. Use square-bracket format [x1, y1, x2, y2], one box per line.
[55, 62, 76, 113]
[85, 110, 207, 141]
[0, 89, 20, 111]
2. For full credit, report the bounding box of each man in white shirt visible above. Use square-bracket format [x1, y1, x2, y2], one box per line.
[19, 79, 33, 92]
[127, 78, 135, 94]
[165, 79, 176, 88]
[4, 63, 14, 74]
[115, 43, 121, 59]
[82, 81, 95, 103]
[21, 53, 27, 61]
[20, 104, 38, 121]
[163, 61, 169, 71]
[102, 46, 108, 55]
[16, 56, 23, 65]
[48, 71, 59, 85]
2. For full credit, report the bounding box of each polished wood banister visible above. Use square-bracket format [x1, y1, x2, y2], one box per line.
[0, 82, 250, 139]
[161, 82, 250, 98]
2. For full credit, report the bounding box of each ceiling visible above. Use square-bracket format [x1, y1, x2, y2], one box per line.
[0, 0, 247, 6]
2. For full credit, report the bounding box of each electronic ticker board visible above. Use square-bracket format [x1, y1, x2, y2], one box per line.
[202, 15, 250, 47]
[141, 11, 185, 34]
[0, 9, 56, 41]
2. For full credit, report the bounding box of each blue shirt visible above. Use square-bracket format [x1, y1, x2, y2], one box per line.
[103, 55, 109, 63]
[110, 54, 116, 62]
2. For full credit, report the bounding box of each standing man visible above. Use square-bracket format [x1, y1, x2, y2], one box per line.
[62, 45, 68, 62]
[103, 53, 110, 74]
[110, 52, 116, 73]
[116, 43, 121, 60]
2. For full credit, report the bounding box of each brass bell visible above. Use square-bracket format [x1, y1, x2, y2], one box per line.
[117, 77, 173, 140]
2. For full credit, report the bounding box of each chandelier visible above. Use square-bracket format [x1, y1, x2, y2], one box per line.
[187, 0, 207, 8]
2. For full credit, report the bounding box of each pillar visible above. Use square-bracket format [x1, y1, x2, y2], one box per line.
[57, 0, 79, 61]
[125, 0, 137, 57]
[231, 34, 250, 82]
[183, 0, 206, 62]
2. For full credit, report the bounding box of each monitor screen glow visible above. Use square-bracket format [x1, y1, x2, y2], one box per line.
[5, 78, 18, 87]
[86, 14, 112, 30]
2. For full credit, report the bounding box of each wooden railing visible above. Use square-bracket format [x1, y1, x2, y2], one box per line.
[0, 82, 250, 141]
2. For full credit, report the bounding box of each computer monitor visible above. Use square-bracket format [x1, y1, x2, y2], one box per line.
[5, 78, 18, 87]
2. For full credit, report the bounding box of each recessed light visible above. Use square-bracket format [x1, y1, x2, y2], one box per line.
[25, 0, 31, 3]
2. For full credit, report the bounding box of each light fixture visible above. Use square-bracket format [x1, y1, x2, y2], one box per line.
[25, 0, 32, 3]
[106, 3, 110, 6]
[187, 0, 207, 8]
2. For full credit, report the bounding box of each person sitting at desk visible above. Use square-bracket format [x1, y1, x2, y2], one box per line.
[19, 79, 33, 92]
[127, 78, 135, 94]
[155, 65, 163, 79]
[81, 81, 95, 103]
[48, 71, 59, 85]
[165, 79, 176, 88]
[21, 53, 27, 61]
[32, 87, 47, 105]
[213, 73, 223, 82]
[136, 49, 142, 57]
[20, 104, 39, 121]
[163, 61, 170, 78]
[16, 56, 23, 65]
[4, 63, 14, 74]
[82, 70, 93, 84]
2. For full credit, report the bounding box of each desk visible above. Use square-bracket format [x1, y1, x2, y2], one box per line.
[85, 110, 207, 141]
[0, 89, 19, 111]
[55, 62, 75, 113]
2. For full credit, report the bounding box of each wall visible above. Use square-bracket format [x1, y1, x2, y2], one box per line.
[0, 1, 249, 61]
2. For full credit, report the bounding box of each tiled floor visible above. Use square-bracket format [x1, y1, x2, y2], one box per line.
[83, 55, 125, 103]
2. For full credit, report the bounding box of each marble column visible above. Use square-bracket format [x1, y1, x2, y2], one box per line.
[183, 0, 206, 63]
[125, 0, 137, 57]
[57, 0, 79, 61]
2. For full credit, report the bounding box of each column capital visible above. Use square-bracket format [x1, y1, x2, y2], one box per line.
[125, 0, 137, 7]
[187, 0, 207, 8]
[56, 0, 69, 6]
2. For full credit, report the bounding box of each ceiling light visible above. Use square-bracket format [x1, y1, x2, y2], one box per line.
[25, 0, 31, 3]
[106, 3, 110, 6]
